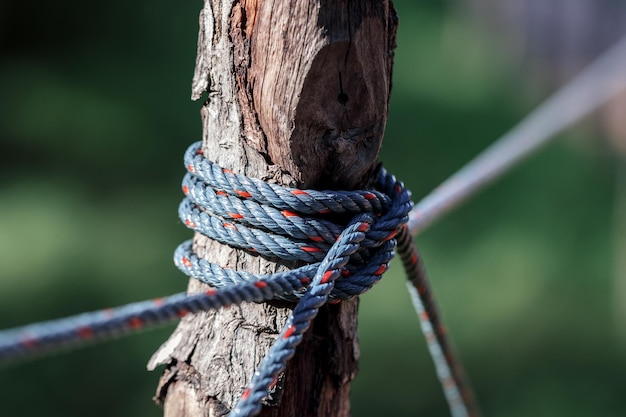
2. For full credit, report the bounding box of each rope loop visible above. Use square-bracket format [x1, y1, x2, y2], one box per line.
[176, 141, 412, 304]
[0, 141, 412, 417]
[176, 141, 412, 415]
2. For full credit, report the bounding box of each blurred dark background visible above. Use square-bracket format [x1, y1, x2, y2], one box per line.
[1, 1, 625, 416]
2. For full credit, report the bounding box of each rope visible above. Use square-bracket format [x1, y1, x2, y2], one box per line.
[398, 228, 479, 417]
[1, 142, 435, 416]
[408, 34, 626, 235]
[180, 143, 477, 416]
[3, 33, 624, 417]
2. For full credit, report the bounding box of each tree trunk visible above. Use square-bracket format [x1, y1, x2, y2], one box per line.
[148, 1, 398, 416]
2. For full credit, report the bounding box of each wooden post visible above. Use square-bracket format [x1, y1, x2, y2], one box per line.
[148, 1, 398, 415]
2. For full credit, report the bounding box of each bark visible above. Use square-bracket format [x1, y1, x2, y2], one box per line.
[148, 1, 398, 416]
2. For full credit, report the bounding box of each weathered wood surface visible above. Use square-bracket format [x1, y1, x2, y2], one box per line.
[148, 1, 398, 415]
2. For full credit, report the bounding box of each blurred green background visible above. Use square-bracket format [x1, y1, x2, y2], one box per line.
[0, 1, 623, 416]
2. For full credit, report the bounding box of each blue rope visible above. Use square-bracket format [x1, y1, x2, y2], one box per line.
[2, 141, 448, 416]
[2, 33, 625, 417]
[397, 228, 478, 417]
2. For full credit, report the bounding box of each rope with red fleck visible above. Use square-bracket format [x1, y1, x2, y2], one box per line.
[1, 31, 625, 417]
[398, 228, 479, 417]
[179, 144, 475, 416]
[3, 142, 460, 417]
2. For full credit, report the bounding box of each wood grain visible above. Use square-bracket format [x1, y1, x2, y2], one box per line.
[149, 1, 398, 415]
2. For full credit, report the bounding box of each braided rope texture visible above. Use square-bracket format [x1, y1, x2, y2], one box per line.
[0, 141, 416, 416]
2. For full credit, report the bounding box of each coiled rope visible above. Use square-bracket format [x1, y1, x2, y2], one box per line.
[2, 32, 624, 417]
[0, 142, 478, 417]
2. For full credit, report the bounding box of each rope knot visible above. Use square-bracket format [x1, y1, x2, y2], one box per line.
[175, 141, 413, 302]
[174, 141, 412, 416]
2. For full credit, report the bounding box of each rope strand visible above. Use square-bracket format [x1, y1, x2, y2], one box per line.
[3, 33, 626, 415]
[0, 142, 418, 417]
[397, 226, 480, 417]
[408, 34, 626, 235]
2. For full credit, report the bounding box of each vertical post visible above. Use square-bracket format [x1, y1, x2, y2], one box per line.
[148, 1, 398, 415]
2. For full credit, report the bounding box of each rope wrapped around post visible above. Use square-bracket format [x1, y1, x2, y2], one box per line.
[2, 141, 478, 417]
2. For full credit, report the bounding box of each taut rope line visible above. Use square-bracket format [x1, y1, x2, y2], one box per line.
[409, 34, 626, 235]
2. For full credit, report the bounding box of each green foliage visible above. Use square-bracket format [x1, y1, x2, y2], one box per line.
[0, 1, 621, 416]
